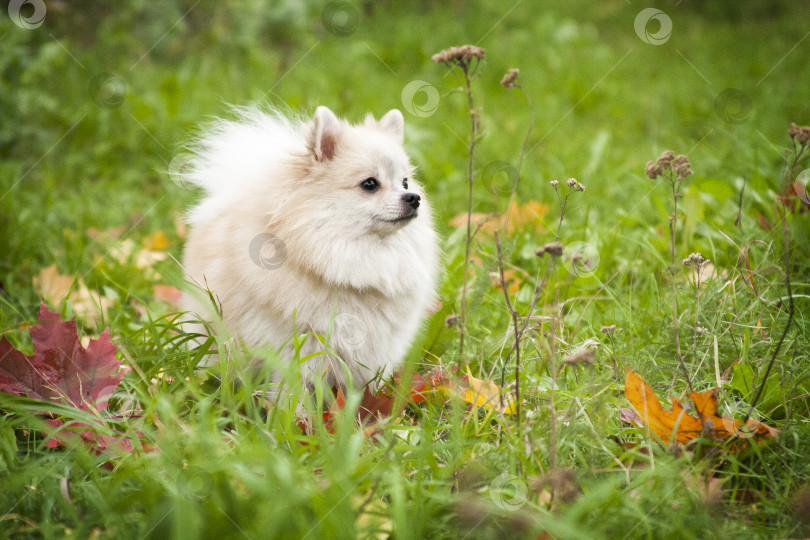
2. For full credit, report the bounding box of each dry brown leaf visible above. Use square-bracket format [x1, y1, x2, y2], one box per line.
[33, 264, 73, 305]
[33, 265, 113, 329]
[625, 369, 777, 450]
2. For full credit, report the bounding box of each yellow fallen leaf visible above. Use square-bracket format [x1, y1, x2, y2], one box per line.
[143, 230, 170, 251]
[433, 366, 516, 415]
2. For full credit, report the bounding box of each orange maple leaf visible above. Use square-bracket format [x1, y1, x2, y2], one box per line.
[624, 369, 777, 449]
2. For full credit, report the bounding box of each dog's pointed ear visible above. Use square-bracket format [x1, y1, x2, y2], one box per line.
[309, 106, 341, 161]
[379, 109, 404, 144]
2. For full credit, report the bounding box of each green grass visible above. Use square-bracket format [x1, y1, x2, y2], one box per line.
[2, 0, 809, 538]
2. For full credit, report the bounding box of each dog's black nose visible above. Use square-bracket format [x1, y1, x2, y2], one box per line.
[402, 192, 420, 209]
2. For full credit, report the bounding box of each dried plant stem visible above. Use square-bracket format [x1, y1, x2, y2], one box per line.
[459, 64, 477, 355]
[548, 316, 558, 470]
[500, 188, 570, 377]
[691, 265, 703, 370]
[495, 232, 521, 436]
[501, 189, 571, 396]
[747, 187, 796, 420]
[607, 333, 621, 398]
[668, 174, 694, 394]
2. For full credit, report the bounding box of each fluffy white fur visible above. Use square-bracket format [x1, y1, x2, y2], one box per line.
[182, 106, 440, 391]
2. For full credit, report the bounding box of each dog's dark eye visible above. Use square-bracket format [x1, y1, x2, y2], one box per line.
[402, 178, 408, 189]
[360, 178, 379, 192]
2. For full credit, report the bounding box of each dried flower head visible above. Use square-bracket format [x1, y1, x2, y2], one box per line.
[796, 124, 810, 145]
[535, 241, 564, 258]
[672, 154, 693, 179]
[788, 122, 800, 139]
[562, 348, 596, 367]
[501, 68, 520, 89]
[531, 468, 582, 505]
[431, 45, 486, 67]
[600, 324, 616, 336]
[682, 252, 709, 269]
[574, 181, 586, 192]
[646, 160, 663, 179]
[566, 178, 577, 187]
[657, 150, 675, 169]
[550, 179, 559, 189]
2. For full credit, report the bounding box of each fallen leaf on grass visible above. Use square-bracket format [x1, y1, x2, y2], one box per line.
[449, 200, 548, 235]
[431, 366, 517, 415]
[0, 303, 133, 453]
[33, 264, 114, 329]
[489, 269, 522, 295]
[142, 230, 170, 251]
[104, 239, 167, 280]
[153, 284, 183, 305]
[300, 366, 516, 437]
[624, 369, 777, 449]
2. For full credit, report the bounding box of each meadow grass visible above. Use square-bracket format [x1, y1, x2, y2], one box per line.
[1, 1, 809, 538]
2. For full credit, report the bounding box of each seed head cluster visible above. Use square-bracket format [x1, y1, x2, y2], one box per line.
[562, 348, 596, 367]
[501, 68, 520, 89]
[683, 252, 710, 270]
[535, 241, 564, 258]
[431, 45, 486, 68]
[646, 150, 693, 181]
[788, 122, 810, 145]
[600, 324, 616, 336]
[566, 177, 586, 191]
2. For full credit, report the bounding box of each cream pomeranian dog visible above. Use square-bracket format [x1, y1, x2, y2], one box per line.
[181, 105, 439, 393]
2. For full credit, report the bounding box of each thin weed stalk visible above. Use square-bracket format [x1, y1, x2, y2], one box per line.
[746, 123, 804, 419]
[432, 45, 486, 356]
[646, 151, 695, 393]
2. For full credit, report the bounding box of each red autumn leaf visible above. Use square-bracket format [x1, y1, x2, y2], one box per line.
[407, 373, 429, 404]
[0, 303, 135, 454]
[43, 418, 134, 453]
[358, 386, 394, 426]
[0, 303, 126, 412]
